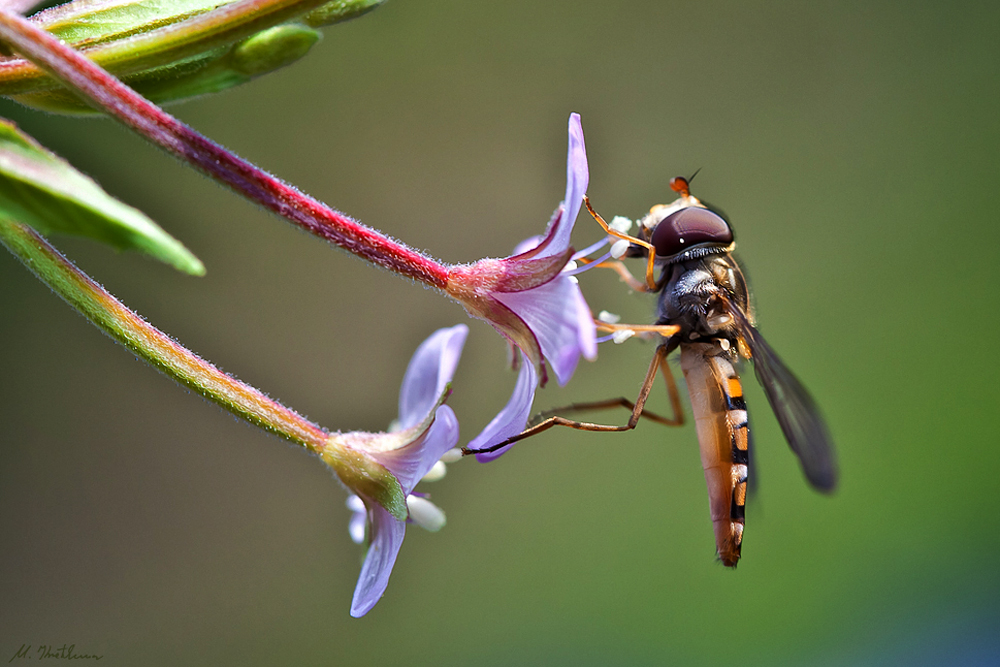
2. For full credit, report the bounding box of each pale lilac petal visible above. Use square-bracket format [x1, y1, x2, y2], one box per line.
[533, 113, 588, 260]
[512, 235, 544, 256]
[371, 405, 459, 494]
[350, 503, 406, 618]
[468, 354, 538, 462]
[494, 275, 597, 386]
[398, 325, 468, 430]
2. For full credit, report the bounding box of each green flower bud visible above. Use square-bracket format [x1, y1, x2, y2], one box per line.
[302, 0, 385, 28]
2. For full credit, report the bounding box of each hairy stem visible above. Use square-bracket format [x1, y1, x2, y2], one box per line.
[0, 216, 330, 452]
[0, 8, 452, 288]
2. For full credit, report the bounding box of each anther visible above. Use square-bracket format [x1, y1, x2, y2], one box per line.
[610, 239, 630, 259]
[612, 329, 636, 344]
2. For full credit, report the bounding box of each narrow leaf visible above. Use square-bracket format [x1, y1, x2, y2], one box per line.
[0, 118, 204, 274]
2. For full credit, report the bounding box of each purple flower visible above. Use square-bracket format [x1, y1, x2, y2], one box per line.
[321, 324, 467, 617]
[445, 113, 597, 389]
[449, 114, 597, 461]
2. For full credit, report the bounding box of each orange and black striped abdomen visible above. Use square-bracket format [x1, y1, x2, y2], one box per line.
[680, 343, 750, 567]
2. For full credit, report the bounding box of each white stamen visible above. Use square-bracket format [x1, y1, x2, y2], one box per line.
[407, 496, 446, 532]
[439, 447, 463, 463]
[610, 239, 630, 259]
[421, 460, 447, 482]
[346, 495, 366, 544]
[568, 275, 579, 284]
[609, 216, 633, 233]
[563, 260, 578, 273]
[346, 495, 365, 513]
[387, 418, 402, 433]
[348, 517, 366, 544]
[612, 329, 635, 344]
[598, 310, 621, 324]
[718, 338, 731, 351]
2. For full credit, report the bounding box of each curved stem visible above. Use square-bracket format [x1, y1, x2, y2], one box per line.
[0, 8, 451, 288]
[0, 217, 330, 452]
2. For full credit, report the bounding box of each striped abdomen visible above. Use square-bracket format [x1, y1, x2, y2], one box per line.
[680, 342, 750, 567]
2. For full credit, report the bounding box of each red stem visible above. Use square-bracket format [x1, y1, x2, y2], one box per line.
[0, 9, 451, 288]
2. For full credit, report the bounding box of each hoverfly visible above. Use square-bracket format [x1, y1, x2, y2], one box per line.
[469, 176, 837, 567]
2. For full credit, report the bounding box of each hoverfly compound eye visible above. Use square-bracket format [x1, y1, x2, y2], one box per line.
[650, 206, 734, 259]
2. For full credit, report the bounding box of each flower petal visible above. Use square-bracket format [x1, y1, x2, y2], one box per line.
[468, 353, 538, 462]
[512, 235, 543, 256]
[518, 113, 588, 260]
[350, 502, 406, 618]
[494, 274, 597, 386]
[371, 405, 459, 494]
[397, 324, 468, 430]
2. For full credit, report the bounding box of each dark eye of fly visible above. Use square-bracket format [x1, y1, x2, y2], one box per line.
[650, 206, 734, 258]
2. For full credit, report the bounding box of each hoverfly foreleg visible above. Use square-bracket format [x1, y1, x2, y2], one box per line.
[575, 257, 649, 292]
[595, 321, 681, 338]
[463, 343, 677, 456]
[583, 195, 660, 291]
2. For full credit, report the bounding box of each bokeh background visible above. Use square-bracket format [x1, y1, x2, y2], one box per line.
[2, 1, 998, 664]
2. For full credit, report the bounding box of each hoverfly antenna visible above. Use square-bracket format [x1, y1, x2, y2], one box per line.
[687, 167, 703, 185]
[669, 176, 691, 197]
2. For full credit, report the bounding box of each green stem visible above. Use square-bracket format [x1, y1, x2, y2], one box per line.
[0, 216, 330, 452]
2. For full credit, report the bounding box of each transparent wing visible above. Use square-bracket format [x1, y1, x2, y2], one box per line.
[729, 305, 838, 492]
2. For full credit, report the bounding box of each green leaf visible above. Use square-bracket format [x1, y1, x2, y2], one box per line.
[0, 118, 204, 274]
[23, 0, 234, 48]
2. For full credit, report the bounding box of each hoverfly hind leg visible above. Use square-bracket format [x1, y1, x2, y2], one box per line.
[462, 344, 679, 456]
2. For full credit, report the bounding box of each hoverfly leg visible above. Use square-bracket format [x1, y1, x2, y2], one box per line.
[594, 321, 681, 338]
[464, 344, 674, 456]
[589, 259, 650, 292]
[527, 397, 676, 429]
[659, 347, 685, 427]
[583, 195, 659, 291]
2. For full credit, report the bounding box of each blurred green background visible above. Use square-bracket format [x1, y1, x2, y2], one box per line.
[1, 1, 998, 664]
